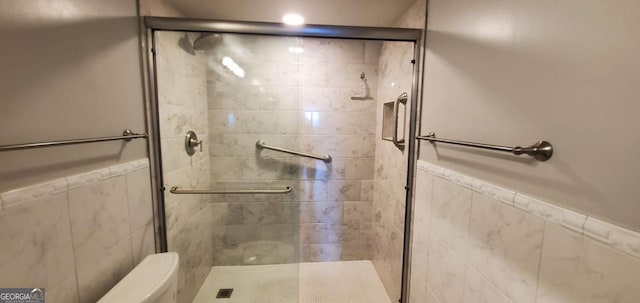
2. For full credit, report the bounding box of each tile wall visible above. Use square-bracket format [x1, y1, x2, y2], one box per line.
[410, 160, 640, 303]
[155, 31, 212, 303]
[372, 0, 426, 301]
[0, 159, 155, 303]
[205, 34, 379, 264]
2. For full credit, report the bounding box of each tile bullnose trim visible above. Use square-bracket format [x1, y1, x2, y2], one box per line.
[584, 217, 640, 258]
[109, 163, 135, 177]
[0, 177, 68, 209]
[132, 158, 150, 170]
[441, 169, 473, 189]
[417, 160, 444, 177]
[110, 158, 150, 177]
[0, 158, 151, 211]
[419, 161, 472, 188]
[472, 178, 515, 206]
[66, 168, 111, 190]
[514, 193, 587, 234]
[416, 160, 640, 259]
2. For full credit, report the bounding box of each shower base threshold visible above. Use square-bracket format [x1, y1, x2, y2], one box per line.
[192, 260, 391, 303]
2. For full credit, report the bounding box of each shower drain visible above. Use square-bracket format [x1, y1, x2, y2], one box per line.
[216, 288, 234, 299]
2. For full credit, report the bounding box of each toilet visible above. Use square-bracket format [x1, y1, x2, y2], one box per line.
[98, 252, 179, 303]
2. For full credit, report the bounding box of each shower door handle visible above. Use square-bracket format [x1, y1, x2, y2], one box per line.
[393, 92, 408, 151]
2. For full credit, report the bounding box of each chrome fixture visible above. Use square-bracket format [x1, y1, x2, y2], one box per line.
[184, 131, 202, 156]
[255, 140, 332, 163]
[144, 17, 423, 42]
[193, 33, 222, 51]
[178, 33, 196, 55]
[382, 92, 408, 151]
[0, 129, 147, 152]
[351, 72, 374, 100]
[417, 132, 554, 161]
[170, 185, 292, 194]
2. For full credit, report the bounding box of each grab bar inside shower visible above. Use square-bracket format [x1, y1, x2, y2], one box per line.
[169, 185, 292, 194]
[255, 140, 332, 163]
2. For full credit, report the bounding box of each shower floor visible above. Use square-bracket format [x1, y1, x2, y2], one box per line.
[192, 260, 391, 303]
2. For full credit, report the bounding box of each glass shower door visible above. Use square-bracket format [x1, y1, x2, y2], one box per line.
[153, 26, 417, 302]
[204, 33, 303, 301]
[155, 30, 301, 303]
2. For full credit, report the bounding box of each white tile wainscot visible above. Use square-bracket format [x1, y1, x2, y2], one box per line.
[0, 159, 155, 303]
[411, 160, 640, 303]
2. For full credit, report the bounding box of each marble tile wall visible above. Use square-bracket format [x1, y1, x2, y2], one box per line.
[205, 34, 379, 265]
[155, 31, 212, 303]
[372, 0, 427, 301]
[410, 160, 640, 303]
[0, 159, 155, 303]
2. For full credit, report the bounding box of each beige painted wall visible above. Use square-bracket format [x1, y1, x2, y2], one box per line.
[140, 0, 185, 17]
[0, 0, 147, 192]
[420, 0, 640, 231]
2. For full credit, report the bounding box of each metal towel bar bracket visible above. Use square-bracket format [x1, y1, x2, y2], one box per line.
[169, 186, 292, 195]
[0, 129, 148, 152]
[417, 132, 553, 161]
[256, 140, 332, 163]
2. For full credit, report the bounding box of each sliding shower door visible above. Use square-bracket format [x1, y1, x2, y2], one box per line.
[151, 24, 420, 303]
[206, 33, 305, 267]
[203, 33, 305, 302]
[154, 31, 231, 303]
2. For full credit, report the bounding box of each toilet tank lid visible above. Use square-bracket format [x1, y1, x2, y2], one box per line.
[98, 252, 179, 303]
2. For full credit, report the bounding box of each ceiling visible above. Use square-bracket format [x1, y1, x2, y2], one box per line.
[168, 0, 417, 27]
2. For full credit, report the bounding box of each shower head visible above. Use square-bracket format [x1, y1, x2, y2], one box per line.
[193, 33, 222, 51]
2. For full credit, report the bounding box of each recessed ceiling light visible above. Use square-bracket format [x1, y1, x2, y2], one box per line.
[222, 56, 245, 78]
[282, 13, 305, 26]
[288, 47, 304, 54]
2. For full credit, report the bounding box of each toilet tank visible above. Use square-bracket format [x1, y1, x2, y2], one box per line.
[98, 252, 179, 303]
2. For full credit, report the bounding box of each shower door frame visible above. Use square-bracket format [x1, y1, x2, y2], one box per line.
[143, 17, 423, 303]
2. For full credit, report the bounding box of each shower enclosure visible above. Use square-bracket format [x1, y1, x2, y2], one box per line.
[145, 18, 422, 303]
